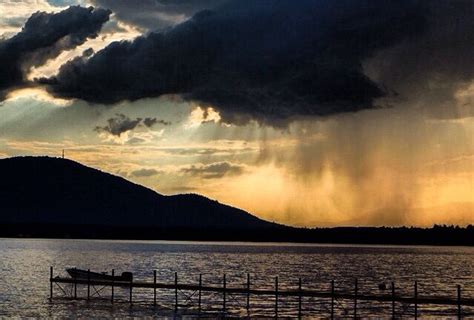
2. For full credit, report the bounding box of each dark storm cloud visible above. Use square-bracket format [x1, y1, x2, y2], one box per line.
[131, 168, 162, 177]
[95, 113, 171, 136]
[364, 1, 474, 120]
[143, 117, 171, 127]
[90, 0, 226, 30]
[95, 113, 142, 136]
[45, 0, 428, 125]
[0, 6, 111, 99]
[180, 162, 244, 179]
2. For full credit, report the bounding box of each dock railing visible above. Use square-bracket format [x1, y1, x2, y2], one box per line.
[49, 266, 473, 318]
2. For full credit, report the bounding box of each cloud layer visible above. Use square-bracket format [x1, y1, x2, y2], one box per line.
[0, 6, 110, 99]
[90, 0, 226, 31]
[181, 162, 244, 179]
[95, 113, 169, 136]
[3, 1, 474, 127]
[131, 168, 161, 177]
[43, 0, 425, 125]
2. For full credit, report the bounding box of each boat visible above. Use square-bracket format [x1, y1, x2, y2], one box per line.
[66, 268, 133, 282]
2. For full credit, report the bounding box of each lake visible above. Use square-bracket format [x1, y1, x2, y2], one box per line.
[0, 238, 472, 318]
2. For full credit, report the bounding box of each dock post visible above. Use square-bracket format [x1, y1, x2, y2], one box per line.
[87, 269, 90, 301]
[153, 270, 157, 306]
[198, 274, 202, 314]
[275, 276, 278, 318]
[331, 280, 334, 320]
[298, 277, 302, 319]
[414, 281, 418, 319]
[246, 273, 250, 313]
[391, 282, 395, 318]
[223, 274, 226, 314]
[74, 276, 77, 300]
[49, 266, 53, 300]
[174, 272, 178, 312]
[111, 269, 114, 303]
[457, 284, 461, 319]
[129, 274, 133, 306]
[354, 278, 358, 319]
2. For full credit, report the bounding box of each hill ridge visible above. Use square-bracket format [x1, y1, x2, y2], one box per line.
[0, 156, 275, 229]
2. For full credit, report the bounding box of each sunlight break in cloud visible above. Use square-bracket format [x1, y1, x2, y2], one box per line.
[185, 105, 222, 129]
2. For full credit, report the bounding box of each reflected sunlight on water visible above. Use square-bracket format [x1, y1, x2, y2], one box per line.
[0, 239, 473, 318]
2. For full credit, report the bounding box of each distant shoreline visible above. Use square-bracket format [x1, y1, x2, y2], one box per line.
[2, 237, 474, 249]
[2, 157, 472, 246]
[2, 223, 473, 246]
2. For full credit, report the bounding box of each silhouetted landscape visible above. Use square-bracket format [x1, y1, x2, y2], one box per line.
[3, 1, 474, 318]
[0, 156, 472, 245]
[0, 156, 276, 228]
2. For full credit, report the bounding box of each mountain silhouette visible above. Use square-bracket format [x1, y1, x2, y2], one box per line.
[0, 156, 472, 245]
[0, 156, 275, 229]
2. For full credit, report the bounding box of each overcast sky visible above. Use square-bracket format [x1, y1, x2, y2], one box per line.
[0, 0, 473, 227]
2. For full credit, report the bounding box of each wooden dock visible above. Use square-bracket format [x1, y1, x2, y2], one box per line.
[49, 267, 473, 318]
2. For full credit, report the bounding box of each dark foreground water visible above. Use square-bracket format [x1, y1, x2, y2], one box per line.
[0, 239, 473, 318]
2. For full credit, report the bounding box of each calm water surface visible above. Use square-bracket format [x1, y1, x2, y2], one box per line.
[0, 238, 472, 318]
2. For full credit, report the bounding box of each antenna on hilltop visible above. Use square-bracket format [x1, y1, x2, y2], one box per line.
[62, 149, 65, 159]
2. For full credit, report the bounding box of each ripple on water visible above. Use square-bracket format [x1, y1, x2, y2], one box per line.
[0, 239, 472, 318]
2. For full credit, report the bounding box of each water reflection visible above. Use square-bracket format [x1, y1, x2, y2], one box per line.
[0, 239, 472, 318]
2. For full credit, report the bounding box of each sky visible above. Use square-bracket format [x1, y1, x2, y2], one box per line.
[0, 0, 473, 227]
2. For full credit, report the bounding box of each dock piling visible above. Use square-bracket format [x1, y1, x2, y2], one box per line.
[198, 274, 202, 314]
[246, 273, 250, 312]
[129, 275, 133, 305]
[331, 280, 335, 319]
[49, 266, 53, 300]
[223, 274, 227, 314]
[74, 277, 77, 300]
[111, 269, 114, 303]
[275, 276, 278, 318]
[414, 281, 418, 319]
[298, 277, 302, 319]
[354, 278, 358, 319]
[458, 284, 462, 319]
[87, 269, 90, 301]
[153, 270, 157, 306]
[391, 281, 395, 318]
[174, 272, 178, 312]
